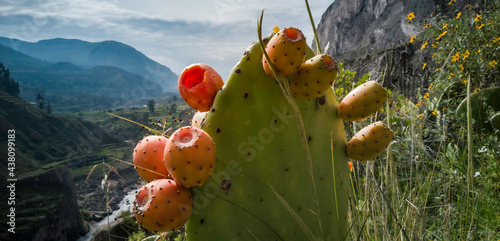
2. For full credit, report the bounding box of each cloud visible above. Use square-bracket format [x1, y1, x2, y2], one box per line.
[0, 0, 334, 78]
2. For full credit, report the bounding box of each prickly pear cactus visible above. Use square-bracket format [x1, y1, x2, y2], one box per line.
[185, 35, 350, 240]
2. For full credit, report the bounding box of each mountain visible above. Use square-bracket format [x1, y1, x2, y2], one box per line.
[0, 43, 165, 112]
[0, 37, 178, 93]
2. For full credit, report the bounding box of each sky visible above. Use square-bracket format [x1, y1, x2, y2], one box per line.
[0, 0, 334, 78]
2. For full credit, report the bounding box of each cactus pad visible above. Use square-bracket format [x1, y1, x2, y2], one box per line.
[185, 36, 350, 240]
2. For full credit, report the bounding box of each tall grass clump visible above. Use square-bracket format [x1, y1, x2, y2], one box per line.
[344, 1, 500, 240]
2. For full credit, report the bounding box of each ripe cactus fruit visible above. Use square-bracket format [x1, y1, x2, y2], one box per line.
[290, 54, 338, 100]
[178, 63, 224, 112]
[133, 135, 170, 182]
[191, 111, 208, 128]
[346, 121, 393, 161]
[262, 27, 307, 77]
[133, 179, 193, 232]
[163, 126, 216, 187]
[337, 80, 388, 121]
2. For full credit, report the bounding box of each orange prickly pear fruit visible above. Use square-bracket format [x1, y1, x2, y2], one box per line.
[262, 27, 307, 78]
[133, 179, 192, 232]
[133, 135, 170, 182]
[178, 63, 224, 112]
[290, 54, 338, 100]
[337, 80, 388, 121]
[163, 126, 216, 187]
[346, 121, 393, 161]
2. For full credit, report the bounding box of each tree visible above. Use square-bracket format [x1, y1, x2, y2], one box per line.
[0, 62, 20, 97]
[147, 100, 155, 113]
[170, 103, 177, 113]
[173, 94, 178, 102]
[36, 93, 45, 110]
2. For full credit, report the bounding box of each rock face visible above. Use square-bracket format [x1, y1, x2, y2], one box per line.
[1, 166, 87, 241]
[316, 0, 480, 56]
[315, 0, 482, 98]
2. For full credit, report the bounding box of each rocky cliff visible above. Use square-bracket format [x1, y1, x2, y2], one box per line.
[316, 0, 482, 97]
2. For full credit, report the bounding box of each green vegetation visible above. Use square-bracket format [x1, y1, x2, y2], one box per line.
[347, 2, 500, 240]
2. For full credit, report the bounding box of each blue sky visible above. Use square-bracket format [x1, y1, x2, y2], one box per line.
[0, 0, 333, 78]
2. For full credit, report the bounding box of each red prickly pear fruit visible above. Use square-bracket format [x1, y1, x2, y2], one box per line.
[178, 63, 224, 112]
[191, 111, 208, 128]
[164, 126, 216, 187]
[290, 54, 338, 100]
[346, 121, 393, 161]
[133, 179, 192, 232]
[262, 27, 307, 78]
[337, 80, 388, 121]
[133, 135, 170, 182]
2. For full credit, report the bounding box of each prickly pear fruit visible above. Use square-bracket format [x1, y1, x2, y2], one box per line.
[133, 179, 192, 232]
[337, 80, 388, 121]
[290, 54, 338, 100]
[191, 111, 208, 128]
[133, 135, 170, 182]
[163, 126, 216, 187]
[346, 121, 393, 161]
[262, 27, 307, 77]
[178, 63, 224, 112]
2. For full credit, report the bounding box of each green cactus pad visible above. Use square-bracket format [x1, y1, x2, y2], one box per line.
[185, 37, 350, 240]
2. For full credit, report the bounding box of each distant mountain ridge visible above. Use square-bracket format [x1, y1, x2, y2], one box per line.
[0, 37, 178, 93]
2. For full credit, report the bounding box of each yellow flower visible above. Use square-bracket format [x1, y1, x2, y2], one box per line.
[475, 14, 481, 22]
[460, 65, 464, 72]
[466, 4, 472, 9]
[432, 42, 439, 48]
[442, 107, 447, 111]
[424, 23, 432, 28]
[422, 62, 427, 70]
[421, 41, 428, 49]
[432, 53, 437, 58]
[476, 23, 485, 29]
[273, 26, 280, 33]
[476, 49, 481, 54]
[494, 37, 500, 43]
[448, 73, 454, 79]
[474, 88, 480, 93]
[456, 12, 461, 19]
[436, 31, 447, 40]
[418, 113, 423, 118]
[463, 50, 470, 60]
[416, 103, 422, 107]
[428, 83, 433, 89]
[463, 80, 468, 85]
[451, 52, 460, 62]
[448, 0, 456, 5]
[443, 24, 448, 29]
[407, 12, 415, 21]
[423, 92, 430, 100]
[436, 68, 441, 71]
[432, 110, 438, 115]
[488, 20, 494, 25]
[410, 36, 416, 43]
[490, 60, 499, 66]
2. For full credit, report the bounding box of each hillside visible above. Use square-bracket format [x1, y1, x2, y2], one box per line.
[0, 37, 178, 93]
[0, 89, 140, 240]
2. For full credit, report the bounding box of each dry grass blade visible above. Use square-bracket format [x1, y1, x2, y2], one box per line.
[108, 156, 168, 178]
[257, 10, 323, 238]
[85, 164, 99, 182]
[270, 185, 316, 241]
[107, 112, 165, 136]
[105, 163, 122, 179]
[107, 196, 116, 206]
